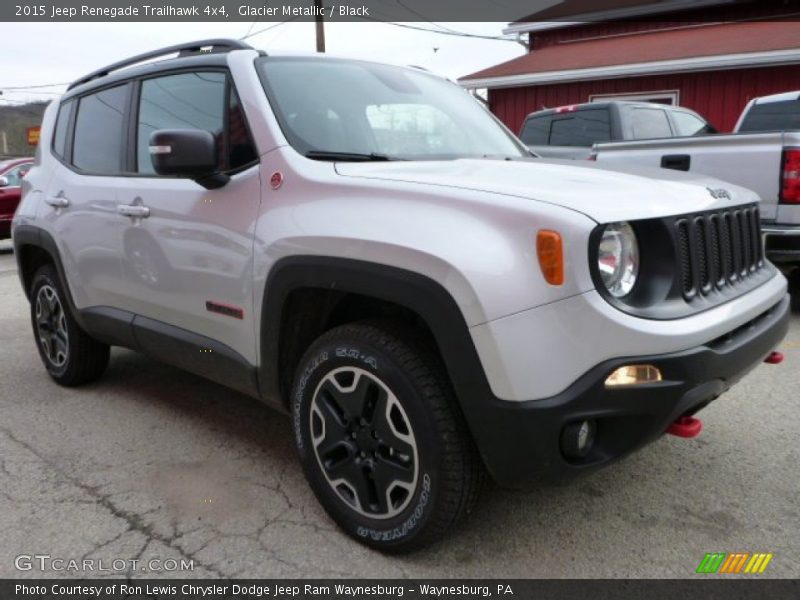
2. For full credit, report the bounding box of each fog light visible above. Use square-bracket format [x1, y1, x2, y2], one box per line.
[605, 364, 662, 387]
[561, 420, 596, 459]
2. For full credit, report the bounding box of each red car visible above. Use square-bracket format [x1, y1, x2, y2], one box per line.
[0, 157, 33, 239]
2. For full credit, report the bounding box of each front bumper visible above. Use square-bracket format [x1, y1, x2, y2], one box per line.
[469, 294, 790, 487]
[763, 224, 800, 263]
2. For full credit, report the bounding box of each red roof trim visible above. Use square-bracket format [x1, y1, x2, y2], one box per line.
[461, 21, 800, 82]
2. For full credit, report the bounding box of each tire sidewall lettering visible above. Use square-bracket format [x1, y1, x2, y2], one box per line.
[293, 350, 328, 452]
[356, 472, 431, 541]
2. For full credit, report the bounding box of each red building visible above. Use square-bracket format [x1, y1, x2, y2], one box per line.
[460, 0, 800, 134]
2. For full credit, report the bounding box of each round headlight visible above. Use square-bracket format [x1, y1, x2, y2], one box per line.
[597, 222, 639, 298]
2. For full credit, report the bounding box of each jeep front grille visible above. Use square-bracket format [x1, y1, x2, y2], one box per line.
[675, 206, 764, 299]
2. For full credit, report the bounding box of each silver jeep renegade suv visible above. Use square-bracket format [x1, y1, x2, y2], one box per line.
[13, 39, 790, 551]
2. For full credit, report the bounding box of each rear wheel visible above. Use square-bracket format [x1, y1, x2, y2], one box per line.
[291, 320, 483, 552]
[30, 264, 110, 386]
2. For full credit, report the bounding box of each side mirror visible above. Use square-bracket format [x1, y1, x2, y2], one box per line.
[149, 129, 229, 190]
[0, 176, 8, 188]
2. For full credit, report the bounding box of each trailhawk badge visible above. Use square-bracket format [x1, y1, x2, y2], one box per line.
[707, 187, 732, 200]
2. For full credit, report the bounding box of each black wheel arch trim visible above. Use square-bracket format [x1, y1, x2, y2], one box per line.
[258, 256, 497, 451]
[13, 225, 87, 327]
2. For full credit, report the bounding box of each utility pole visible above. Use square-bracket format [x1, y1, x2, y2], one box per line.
[314, 0, 326, 53]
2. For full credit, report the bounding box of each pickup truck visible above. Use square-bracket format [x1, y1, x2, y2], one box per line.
[519, 101, 715, 160]
[593, 91, 800, 270]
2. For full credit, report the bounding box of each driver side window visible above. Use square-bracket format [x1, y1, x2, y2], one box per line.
[136, 71, 256, 175]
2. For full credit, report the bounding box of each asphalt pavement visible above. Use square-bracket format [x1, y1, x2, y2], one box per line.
[0, 240, 798, 579]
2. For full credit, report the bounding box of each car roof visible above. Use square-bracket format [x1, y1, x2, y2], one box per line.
[0, 158, 34, 173]
[524, 100, 693, 119]
[63, 51, 237, 100]
[751, 91, 800, 105]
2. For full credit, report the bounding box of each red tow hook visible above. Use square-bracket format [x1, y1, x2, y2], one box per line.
[764, 351, 784, 365]
[667, 416, 703, 438]
[667, 351, 784, 439]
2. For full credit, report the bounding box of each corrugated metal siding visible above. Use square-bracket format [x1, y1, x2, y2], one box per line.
[489, 65, 800, 134]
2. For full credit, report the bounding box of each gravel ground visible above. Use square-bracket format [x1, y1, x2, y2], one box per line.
[0, 240, 798, 579]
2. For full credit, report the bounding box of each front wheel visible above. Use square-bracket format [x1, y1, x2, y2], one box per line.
[291, 320, 482, 552]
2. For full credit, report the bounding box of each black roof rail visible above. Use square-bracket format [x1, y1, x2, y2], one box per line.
[68, 38, 258, 90]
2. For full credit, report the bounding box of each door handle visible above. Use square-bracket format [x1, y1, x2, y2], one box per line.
[117, 204, 151, 218]
[45, 196, 70, 208]
[661, 154, 691, 171]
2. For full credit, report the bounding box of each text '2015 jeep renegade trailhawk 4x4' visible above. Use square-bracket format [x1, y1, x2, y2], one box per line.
[13, 40, 790, 552]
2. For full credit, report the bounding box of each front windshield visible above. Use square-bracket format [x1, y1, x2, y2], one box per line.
[256, 57, 528, 161]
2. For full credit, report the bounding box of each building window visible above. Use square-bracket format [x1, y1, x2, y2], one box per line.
[589, 90, 679, 106]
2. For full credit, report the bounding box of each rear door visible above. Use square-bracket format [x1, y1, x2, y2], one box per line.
[45, 85, 131, 309]
[114, 70, 261, 365]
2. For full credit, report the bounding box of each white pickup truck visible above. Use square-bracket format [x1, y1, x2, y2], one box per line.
[594, 91, 800, 271]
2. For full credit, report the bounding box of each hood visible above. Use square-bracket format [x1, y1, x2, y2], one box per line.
[335, 158, 757, 223]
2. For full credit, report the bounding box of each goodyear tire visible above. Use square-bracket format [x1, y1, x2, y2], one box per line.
[29, 264, 110, 386]
[291, 319, 482, 552]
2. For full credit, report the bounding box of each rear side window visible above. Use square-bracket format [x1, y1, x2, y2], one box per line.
[671, 111, 711, 136]
[738, 99, 800, 132]
[519, 116, 551, 145]
[52, 100, 74, 159]
[548, 109, 612, 147]
[629, 108, 673, 139]
[72, 85, 129, 174]
[136, 71, 257, 174]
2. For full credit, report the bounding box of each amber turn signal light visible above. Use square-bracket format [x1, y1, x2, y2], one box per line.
[537, 230, 564, 286]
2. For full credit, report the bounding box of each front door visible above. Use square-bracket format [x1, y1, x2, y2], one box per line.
[118, 71, 260, 364]
[115, 70, 261, 365]
[46, 84, 130, 310]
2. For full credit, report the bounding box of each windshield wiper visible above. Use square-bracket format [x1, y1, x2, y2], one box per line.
[305, 150, 401, 162]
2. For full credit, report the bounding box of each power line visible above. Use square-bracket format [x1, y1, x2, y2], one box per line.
[390, 1, 467, 35]
[0, 97, 48, 104]
[0, 81, 69, 90]
[365, 19, 517, 42]
[2, 19, 512, 96]
[240, 18, 298, 40]
[367, 1, 515, 40]
[2, 89, 62, 96]
[242, 20, 259, 39]
[0, 21, 293, 96]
